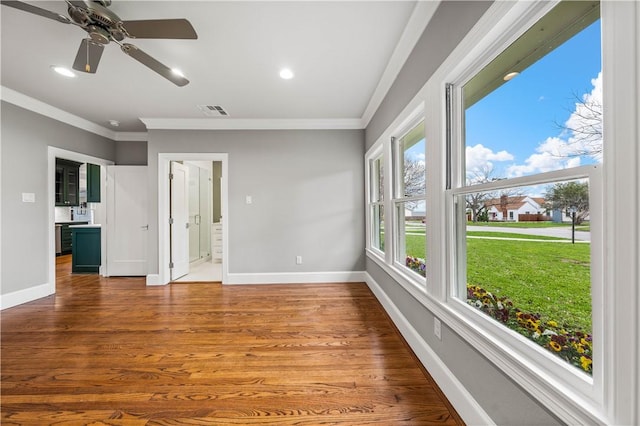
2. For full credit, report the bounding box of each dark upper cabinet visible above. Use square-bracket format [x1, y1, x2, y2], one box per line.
[87, 163, 101, 203]
[55, 159, 82, 206]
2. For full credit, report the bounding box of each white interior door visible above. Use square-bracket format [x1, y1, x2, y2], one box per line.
[106, 166, 148, 276]
[170, 162, 189, 280]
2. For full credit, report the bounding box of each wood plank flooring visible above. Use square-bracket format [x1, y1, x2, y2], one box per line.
[1, 255, 463, 425]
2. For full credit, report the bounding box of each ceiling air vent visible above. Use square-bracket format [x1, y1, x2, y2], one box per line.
[197, 105, 229, 117]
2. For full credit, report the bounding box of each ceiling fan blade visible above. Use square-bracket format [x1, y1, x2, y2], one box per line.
[1, 1, 70, 24]
[122, 19, 197, 39]
[65, 1, 88, 8]
[72, 39, 104, 74]
[121, 43, 189, 87]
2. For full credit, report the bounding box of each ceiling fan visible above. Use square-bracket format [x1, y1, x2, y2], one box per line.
[1, 0, 197, 86]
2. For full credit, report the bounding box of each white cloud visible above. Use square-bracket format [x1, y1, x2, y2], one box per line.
[507, 72, 603, 177]
[507, 137, 583, 177]
[466, 143, 514, 174]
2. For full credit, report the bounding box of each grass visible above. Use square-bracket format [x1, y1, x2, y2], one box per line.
[466, 238, 591, 332]
[402, 232, 591, 333]
[467, 231, 569, 240]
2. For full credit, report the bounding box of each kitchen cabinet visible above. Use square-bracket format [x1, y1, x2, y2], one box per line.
[56, 159, 82, 206]
[87, 163, 101, 203]
[58, 222, 88, 254]
[71, 225, 101, 273]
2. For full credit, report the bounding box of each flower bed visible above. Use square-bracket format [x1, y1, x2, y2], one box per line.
[466, 284, 593, 374]
[405, 256, 426, 277]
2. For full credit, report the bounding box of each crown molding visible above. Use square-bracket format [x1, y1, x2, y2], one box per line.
[360, 1, 440, 128]
[139, 118, 365, 130]
[1, 86, 116, 139]
[1, 86, 149, 141]
[113, 132, 149, 141]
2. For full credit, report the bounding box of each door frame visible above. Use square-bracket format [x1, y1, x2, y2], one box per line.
[157, 153, 229, 285]
[48, 147, 114, 293]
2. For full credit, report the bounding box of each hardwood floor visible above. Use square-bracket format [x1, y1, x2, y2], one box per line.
[1, 255, 463, 425]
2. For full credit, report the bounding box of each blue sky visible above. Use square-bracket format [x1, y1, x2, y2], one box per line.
[465, 19, 602, 179]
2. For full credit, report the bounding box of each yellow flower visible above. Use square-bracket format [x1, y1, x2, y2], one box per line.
[549, 341, 562, 352]
[547, 320, 558, 328]
[580, 356, 592, 371]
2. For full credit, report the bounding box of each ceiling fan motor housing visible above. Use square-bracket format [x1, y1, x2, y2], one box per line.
[69, 1, 124, 43]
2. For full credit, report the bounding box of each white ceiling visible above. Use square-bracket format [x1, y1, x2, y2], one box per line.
[1, 1, 434, 135]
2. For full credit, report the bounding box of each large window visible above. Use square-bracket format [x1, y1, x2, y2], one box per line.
[452, 0, 601, 374]
[446, 0, 603, 413]
[392, 121, 426, 277]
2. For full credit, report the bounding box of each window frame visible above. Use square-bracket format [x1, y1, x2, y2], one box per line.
[442, 0, 608, 420]
[365, 148, 386, 257]
[365, 103, 428, 291]
[391, 118, 426, 277]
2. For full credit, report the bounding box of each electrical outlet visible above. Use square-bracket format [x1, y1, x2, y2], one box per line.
[296, 256, 302, 265]
[434, 317, 442, 340]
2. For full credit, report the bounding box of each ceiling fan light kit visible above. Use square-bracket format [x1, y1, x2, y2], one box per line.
[1, 0, 198, 86]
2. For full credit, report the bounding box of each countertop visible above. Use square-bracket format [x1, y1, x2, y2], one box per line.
[68, 224, 101, 228]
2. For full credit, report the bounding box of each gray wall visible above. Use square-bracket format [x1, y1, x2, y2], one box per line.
[1, 101, 116, 295]
[147, 129, 365, 275]
[366, 1, 493, 150]
[115, 140, 148, 165]
[364, 2, 563, 424]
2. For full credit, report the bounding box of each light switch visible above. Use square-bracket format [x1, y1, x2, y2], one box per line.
[22, 192, 36, 203]
[245, 195, 252, 204]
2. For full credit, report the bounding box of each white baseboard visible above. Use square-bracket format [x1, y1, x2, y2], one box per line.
[1, 282, 53, 310]
[364, 272, 495, 426]
[145, 274, 164, 286]
[225, 271, 367, 285]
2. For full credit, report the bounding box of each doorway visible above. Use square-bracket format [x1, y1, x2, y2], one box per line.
[158, 153, 228, 285]
[48, 147, 113, 292]
[170, 160, 222, 282]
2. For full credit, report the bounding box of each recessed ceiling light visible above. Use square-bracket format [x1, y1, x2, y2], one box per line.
[171, 68, 185, 78]
[279, 68, 294, 80]
[51, 66, 76, 78]
[503, 71, 520, 81]
[108, 120, 120, 127]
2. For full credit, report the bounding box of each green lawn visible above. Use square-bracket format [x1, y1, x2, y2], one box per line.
[403, 233, 591, 332]
[466, 238, 591, 332]
[467, 231, 569, 240]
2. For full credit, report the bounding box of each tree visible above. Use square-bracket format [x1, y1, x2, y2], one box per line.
[401, 155, 425, 211]
[554, 73, 603, 160]
[544, 181, 589, 225]
[403, 155, 425, 197]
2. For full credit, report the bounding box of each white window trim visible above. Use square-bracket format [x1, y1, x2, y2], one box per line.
[365, 146, 385, 259]
[441, 1, 606, 422]
[391, 117, 427, 279]
[365, 103, 427, 290]
[366, 0, 638, 424]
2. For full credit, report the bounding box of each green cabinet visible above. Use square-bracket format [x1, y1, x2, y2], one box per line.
[71, 226, 101, 273]
[87, 163, 101, 203]
[59, 222, 88, 254]
[55, 159, 82, 206]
